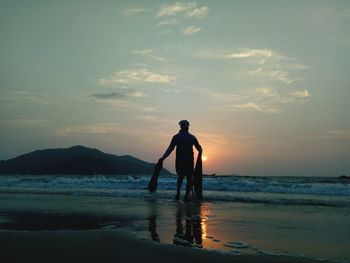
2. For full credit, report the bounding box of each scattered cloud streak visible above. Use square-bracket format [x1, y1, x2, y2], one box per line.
[192, 47, 312, 113]
[55, 123, 124, 136]
[98, 68, 176, 86]
[156, 2, 209, 18]
[197, 132, 229, 145]
[254, 87, 278, 97]
[232, 102, 278, 113]
[132, 49, 165, 62]
[124, 7, 148, 16]
[92, 92, 126, 100]
[288, 90, 311, 100]
[182, 26, 202, 35]
[186, 6, 209, 18]
[155, 18, 177, 27]
[200, 82, 312, 113]
[154, 2, 208, 35]
[227, 49, 273, 58]
[90, 89, 154, 112]
[129, 91, 147, 98]
[91, 89, 148, 112]
[137, 115, 173, 125]
[246, 68, 295, 84]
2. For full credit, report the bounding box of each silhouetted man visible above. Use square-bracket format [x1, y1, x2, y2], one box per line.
[160, 120, 202, 201]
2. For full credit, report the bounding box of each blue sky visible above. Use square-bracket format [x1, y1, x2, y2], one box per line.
[0, 0, 349, 176]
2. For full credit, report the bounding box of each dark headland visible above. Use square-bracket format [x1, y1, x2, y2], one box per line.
[0, 145, 172, 175]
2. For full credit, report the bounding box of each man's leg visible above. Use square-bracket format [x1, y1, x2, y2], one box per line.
[176, 174, 184, 200]
[184, 173, 192, 201]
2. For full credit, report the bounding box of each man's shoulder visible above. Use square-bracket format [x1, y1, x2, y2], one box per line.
[172, 133, 181, 141]
[174, 131, 198, 141]
[188, 132, 198, 141]
[191, 134, 197, 141]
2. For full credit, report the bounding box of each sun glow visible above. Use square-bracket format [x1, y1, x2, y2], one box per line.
[202, 155, 208, 161]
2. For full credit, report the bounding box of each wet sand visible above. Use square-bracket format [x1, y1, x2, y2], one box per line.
[0, 229, 331, 263]
[0, 192, 349, 262]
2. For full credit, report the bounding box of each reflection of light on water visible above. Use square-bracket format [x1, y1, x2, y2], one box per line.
[201, 218, 207, 239]
[200, 203, 209, 239]
[199, 202, 225, 250]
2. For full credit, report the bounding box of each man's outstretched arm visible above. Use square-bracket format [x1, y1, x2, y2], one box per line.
[160, 136, 176, 161]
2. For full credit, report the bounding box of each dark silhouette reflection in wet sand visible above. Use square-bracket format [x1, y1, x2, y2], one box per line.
[147, 200, 206, 247]
[147, 199, 160, 242]
[173, 202, 203, 248]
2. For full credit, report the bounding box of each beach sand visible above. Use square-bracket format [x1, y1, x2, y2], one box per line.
[0, 229, 330, 263]
[0, 191, 348, 262]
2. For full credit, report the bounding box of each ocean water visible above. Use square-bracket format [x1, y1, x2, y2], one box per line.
[0, 174, 349, 207]
[1, 174, 350, 262]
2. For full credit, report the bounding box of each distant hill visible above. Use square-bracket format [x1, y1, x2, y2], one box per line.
[0, 145, 172, 175]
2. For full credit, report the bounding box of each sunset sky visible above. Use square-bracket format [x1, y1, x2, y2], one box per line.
[1, 0, 349, 176]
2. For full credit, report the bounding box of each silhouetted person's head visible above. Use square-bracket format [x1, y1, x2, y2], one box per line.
[179, 120, 189, 131]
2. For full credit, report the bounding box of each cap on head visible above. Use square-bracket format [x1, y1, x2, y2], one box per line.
[179, 120, 190, 129]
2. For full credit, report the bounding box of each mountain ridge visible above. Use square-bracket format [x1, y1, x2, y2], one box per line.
[0, 145, 172, 176]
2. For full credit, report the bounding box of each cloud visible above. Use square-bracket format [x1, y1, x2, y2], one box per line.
[132, 49, 153, 55]
[268, 69, 295, 84]
[128, 91, 147, 98]
[253, 87, 311, 104]
[227, 49, 273, 59]
[254, 87, 278, 97]
[196, 132, 229, 145]
[91, 90, 147, 101]
[190, 73, 310, 113]
[91, 92, 126, 100]
[182, 26, 202, 35]
[156, 2, 193, 17]
[193, 47, 311, 113]
[98, 68, 175, 86]
[137, 115, 173, 125]
[232, 102, 278, 113]
[155, 2, 208, 36]
[138, 115, 158, 122]
[196, 48, 276, 61]
[186, 6, 209, 18]
[142, 106, 157, 112]
[156, 2, 208, 18]
[224, 49, 310, 85]
[132, 49, 165, 62]
[290, 90, 311, 98]
[55, 123, 124, 136]
[91, 91, 154, 111]
[246, 68, 295, 84]
[155, 18, 177, 27]
[246, 68, 263, 75]
[90, 91, 131, 110]
[282, 90, 311, 103]
[124, 7, 148, 16]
